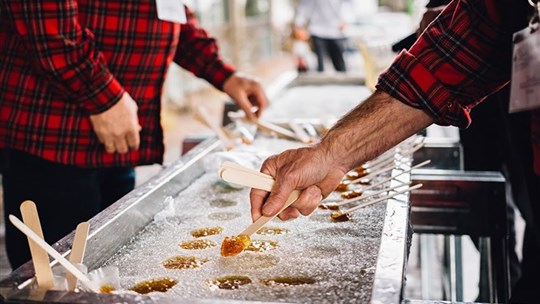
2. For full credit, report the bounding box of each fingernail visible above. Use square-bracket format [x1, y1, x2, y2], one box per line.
[262, 205, 275, 216]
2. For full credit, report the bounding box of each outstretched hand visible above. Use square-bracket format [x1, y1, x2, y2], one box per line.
[250, 144, 348, 221]
[248, 90, 435, 223]
[223, 72, 269, 121]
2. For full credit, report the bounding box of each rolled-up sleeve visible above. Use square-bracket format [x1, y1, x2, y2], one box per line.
[5, 1, 125, 114]
[173, 6, 235, 90]
[376, 0, 513, 128]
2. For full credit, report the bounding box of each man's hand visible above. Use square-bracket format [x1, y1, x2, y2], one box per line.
[89, 92, 141, 154]
[250, 145, 347, 221]
[249, 90, 434, 223]
[223, 73, 269, 120]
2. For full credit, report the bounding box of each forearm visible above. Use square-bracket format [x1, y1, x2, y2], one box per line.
[320, 90, 434, 171]
[173, 6, 235, 89]
[250, 90, 434, 220]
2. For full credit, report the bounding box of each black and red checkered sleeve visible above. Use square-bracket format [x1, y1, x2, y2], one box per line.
[5, 1, 124, 114]
[376, 0, 513, 128]
[173, 6, 236, 90]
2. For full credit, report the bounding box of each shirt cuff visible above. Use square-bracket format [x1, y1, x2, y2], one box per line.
[78, 72, 125, 115]
[376, 50, 471, 128]
[203, 60, 236, 90]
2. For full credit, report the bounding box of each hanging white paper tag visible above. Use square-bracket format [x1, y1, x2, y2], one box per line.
[156, 0, 187, 24]
[509, 25, 540, 113]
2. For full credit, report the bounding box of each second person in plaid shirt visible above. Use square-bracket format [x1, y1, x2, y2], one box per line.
[0, 1, 268, 269]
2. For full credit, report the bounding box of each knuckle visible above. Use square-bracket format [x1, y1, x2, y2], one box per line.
[308, 186, 323, 200]
[111, 129, 124, 138]
[299, 208, 312, 216]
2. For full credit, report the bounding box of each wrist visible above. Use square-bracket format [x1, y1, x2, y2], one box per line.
[81, 76, 125, 115]
[317, 133, 356, 174]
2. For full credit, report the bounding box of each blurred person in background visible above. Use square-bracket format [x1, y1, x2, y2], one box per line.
[0, 1, 268, 270]
[293, 0, 354, 72]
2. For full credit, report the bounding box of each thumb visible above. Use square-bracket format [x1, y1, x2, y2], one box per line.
[233, 91, 256, 121]
[262, 177, 296, 217]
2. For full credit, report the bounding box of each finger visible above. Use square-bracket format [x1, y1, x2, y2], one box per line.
[318, 171, 347, 199]
[318, 181, 341, 199]
[262, 176, 296, 217]
[259, 157, 278, 177]
[104, 141, 116, 154]
[278, 208, 301, 221]
[233, 91, 257, 121]
[293, 185, 323, 216]
[249, 90, 269, 119]
[250, 188, 269, 222]
[126, 129, 140, 150]
[114, 137, 129, 154]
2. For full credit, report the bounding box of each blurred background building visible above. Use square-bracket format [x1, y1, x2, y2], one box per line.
[162, 0, 421, 110]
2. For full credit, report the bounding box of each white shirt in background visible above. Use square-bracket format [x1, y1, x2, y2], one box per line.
[294, 0, 355, 39]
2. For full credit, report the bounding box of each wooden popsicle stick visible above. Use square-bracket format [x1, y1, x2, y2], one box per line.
[364, 149, 409, 173]
[288, 120, 312, 144]
[324, 175, 406, 204]
[8, 215, 98, 293]
[20, 201, 54, 290]
[301, 123, 319, 138]
[342, 184, 423, 214]
[66, 222, 90, 291]
[193, 106, 236, 149]
[360, 160, 431, 192]
[357, 158, 431, 183]
[361, 156, 400, 173]
[324, 160, 430, 203]
[219, 160, 251, 174]
[255, 119, 299, 141]
[240, 190, 300, 236]
[235, 124, 255, 144]
[400, 141, 425, 155]
[218, 161, 259, 179]
[218, 161, 276, 186]
[229, 110, 300, 141]
[230, 109, 319, 142]
[219, 162, 301, 236]
[220, 167, 274, 192]
[330, 182, 412, 207]
[349, 164, 395, 184]
[359, 174, 405, 192]
[362, 139, 422, 169]
[222, 161, 260, 171]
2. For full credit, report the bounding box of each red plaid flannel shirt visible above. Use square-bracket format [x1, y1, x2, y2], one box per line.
[0, 1, 235, 167]
[377, 0, 540, 173]
[377, 0, 513, 128]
